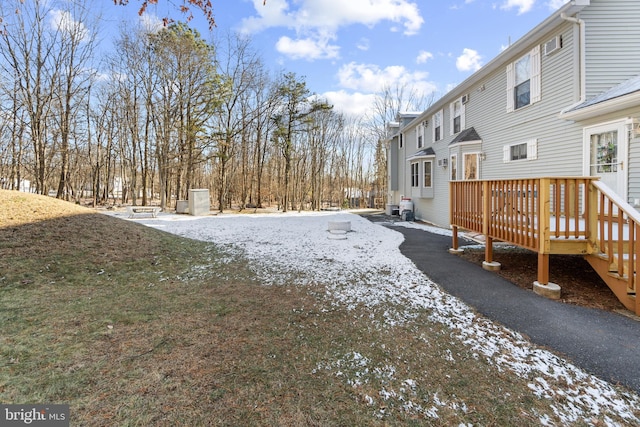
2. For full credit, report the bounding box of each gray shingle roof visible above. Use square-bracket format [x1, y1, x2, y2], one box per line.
[407, 147, 436, 160]
[450, 127, 481, 145]
[567, 74, 640, 112]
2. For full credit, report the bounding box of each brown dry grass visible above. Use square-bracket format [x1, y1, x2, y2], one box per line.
[1, 190, 639, 426]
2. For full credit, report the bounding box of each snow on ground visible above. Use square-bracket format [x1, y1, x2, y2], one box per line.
[106, 209, 640, 425]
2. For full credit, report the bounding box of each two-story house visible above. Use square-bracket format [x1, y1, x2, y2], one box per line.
[388, 0, 640, 229]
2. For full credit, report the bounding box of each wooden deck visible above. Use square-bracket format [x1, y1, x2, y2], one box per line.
[450, 177, 640, 315]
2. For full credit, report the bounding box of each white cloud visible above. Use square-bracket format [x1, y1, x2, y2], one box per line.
[241, 0, 424, 60]
[337, 62, 429, 92]
[356, 38, 370, 51]
[275, 35, 340, 60]
[322, 90, 377, 117]
[49, 9, 89, 41]
[336, 61, 437, 107]
[456, 48, 483, 72]
[139, 13, 164, 33]
[546, 0, 567, 10]
[416, 50, 434, 64]
[243, 0, 424, 35]
[500, 0, 535, 14]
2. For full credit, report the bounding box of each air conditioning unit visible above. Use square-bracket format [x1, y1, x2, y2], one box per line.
[544, 36, 561, 56]
[461, 94, 469, 104]
[438, 158, 448, 168]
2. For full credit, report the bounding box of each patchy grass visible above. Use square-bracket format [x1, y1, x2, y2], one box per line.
[1, 190, 639, 425]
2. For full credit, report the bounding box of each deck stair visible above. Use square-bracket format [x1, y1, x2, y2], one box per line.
[450, 177, 640, 315]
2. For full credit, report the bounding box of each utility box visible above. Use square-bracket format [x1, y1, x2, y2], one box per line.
[176, 200, 188, 214]
[188, 189, 210, 216]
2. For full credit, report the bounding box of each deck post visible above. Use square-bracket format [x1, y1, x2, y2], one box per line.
[451, 225, 460, 251]
[537, 253, 550, 284]
[481, 181, 501, 270]
[482, 235, 502, 271]
[586, 179, 599, 254]
[533, 178, 561, 299]
[485, 236, 493, 263]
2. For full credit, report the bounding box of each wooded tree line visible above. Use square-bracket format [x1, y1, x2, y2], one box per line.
[0, 0, 428, 212]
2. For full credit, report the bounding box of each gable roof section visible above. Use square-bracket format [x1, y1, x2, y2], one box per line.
[560, 74, 640, 121]
[407, 147, 436, 160]
[450, 127, 481, 145]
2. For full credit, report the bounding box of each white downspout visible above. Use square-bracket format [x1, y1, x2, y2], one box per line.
[560, 12, 586, 112]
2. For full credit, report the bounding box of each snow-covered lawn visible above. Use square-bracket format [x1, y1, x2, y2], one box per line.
[109, 209, 640, 425]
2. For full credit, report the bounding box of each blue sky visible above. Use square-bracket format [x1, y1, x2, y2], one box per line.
[103, 0, 567, 117]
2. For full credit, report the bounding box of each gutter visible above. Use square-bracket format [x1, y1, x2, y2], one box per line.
[559, 12, 586, 114]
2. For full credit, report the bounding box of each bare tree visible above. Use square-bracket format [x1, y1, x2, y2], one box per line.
[0, 0, 61, 194]
[51, 3, 97, 199]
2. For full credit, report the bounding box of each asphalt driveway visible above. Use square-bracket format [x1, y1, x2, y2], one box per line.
[367, 216, 640, 394]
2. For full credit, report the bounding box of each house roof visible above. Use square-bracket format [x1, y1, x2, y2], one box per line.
[567, 74, 640, 111]
[402, 0, 590, 130]
[560, 74, 640, 121]
[407, 147, 436, 160]
[450, 127, 481, 145]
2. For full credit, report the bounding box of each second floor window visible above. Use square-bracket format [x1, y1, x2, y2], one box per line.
[514, 55, 531, 109]
[433, 110, 442, 141]
[450, 100, 464, 135]
[506, 46, 541, 112]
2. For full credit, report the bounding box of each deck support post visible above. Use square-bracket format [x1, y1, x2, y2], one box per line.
[533, 178, 561, 299]
[537, 252, 549, 284]
[533, 252, 561, 299]
[449, 225, 464, 254]
[482, 236, 501, 271]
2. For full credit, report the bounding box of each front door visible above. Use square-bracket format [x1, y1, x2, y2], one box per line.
[585, 122, 627, 199]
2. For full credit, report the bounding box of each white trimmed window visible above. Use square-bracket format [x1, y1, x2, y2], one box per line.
[399, 133, 403, 148]
[506, 46, 541, 112]
[450, 154, 458, 180]
[411, 162, 419, 187]
[417, 124, 424, 148]
[463, 153, 479, 180]
[503, 139, 538, 162]
[450, 99, 465, 135]
[432, 110, 443, 142]
[423, 160, 433, 188]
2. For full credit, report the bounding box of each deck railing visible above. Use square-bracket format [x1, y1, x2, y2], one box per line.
[450, 177, 639, 314]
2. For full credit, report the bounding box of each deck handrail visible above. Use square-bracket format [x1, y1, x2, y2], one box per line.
[450, 177, 597, 253]
[591, 180, 639, 295]
[450, 177, 638, 313]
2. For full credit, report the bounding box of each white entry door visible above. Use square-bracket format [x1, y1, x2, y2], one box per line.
[585, 122, 628, 199]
